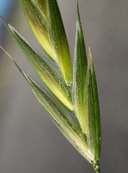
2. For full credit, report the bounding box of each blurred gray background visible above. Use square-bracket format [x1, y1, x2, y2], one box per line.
[0, 0, 128, 173]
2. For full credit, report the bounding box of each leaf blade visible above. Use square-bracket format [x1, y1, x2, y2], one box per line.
[26, 75, 95, 164]
[47, 0, 72, 84]
[72, 2, 88, 134]
[5, 53, 94, 163]
[27, 74, 94, 164]
[18, 0, 72, 85]
[18, 0, 54, 60]
[0, 16, 73, 111]
[88, 48, 101, 161]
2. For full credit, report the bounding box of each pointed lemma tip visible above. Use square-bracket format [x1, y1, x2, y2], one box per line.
[0, 15, 4, 23]
[0, 15, 6, 24]
[77, 0, 79, 10]
[0, 46, 14, 62]
[0, 15, 3, 21]
[89, 47, 93, 63]
[0, 46, 22, 73]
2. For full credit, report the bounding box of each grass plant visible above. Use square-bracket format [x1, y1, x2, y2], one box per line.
[0, 1, 101, 172]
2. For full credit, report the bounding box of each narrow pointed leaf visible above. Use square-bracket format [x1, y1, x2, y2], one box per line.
[87, 48, 101, 161]
[47, 0, 72, 84]
[18, 0, 72, 85]
[72, 2, 88, 134]
[1, 17, 73, 111]
[18, 0, 54, 61]
[25, 74, 94, 164]
[4, 53, 94, 164]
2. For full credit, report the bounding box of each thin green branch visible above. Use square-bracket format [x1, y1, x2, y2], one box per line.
[93, 161, 101, 173]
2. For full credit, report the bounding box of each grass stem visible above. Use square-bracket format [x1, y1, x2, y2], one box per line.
[93, 161, 101, 173]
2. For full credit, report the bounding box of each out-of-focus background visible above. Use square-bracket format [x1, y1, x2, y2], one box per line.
[0, 0, 128, 173]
